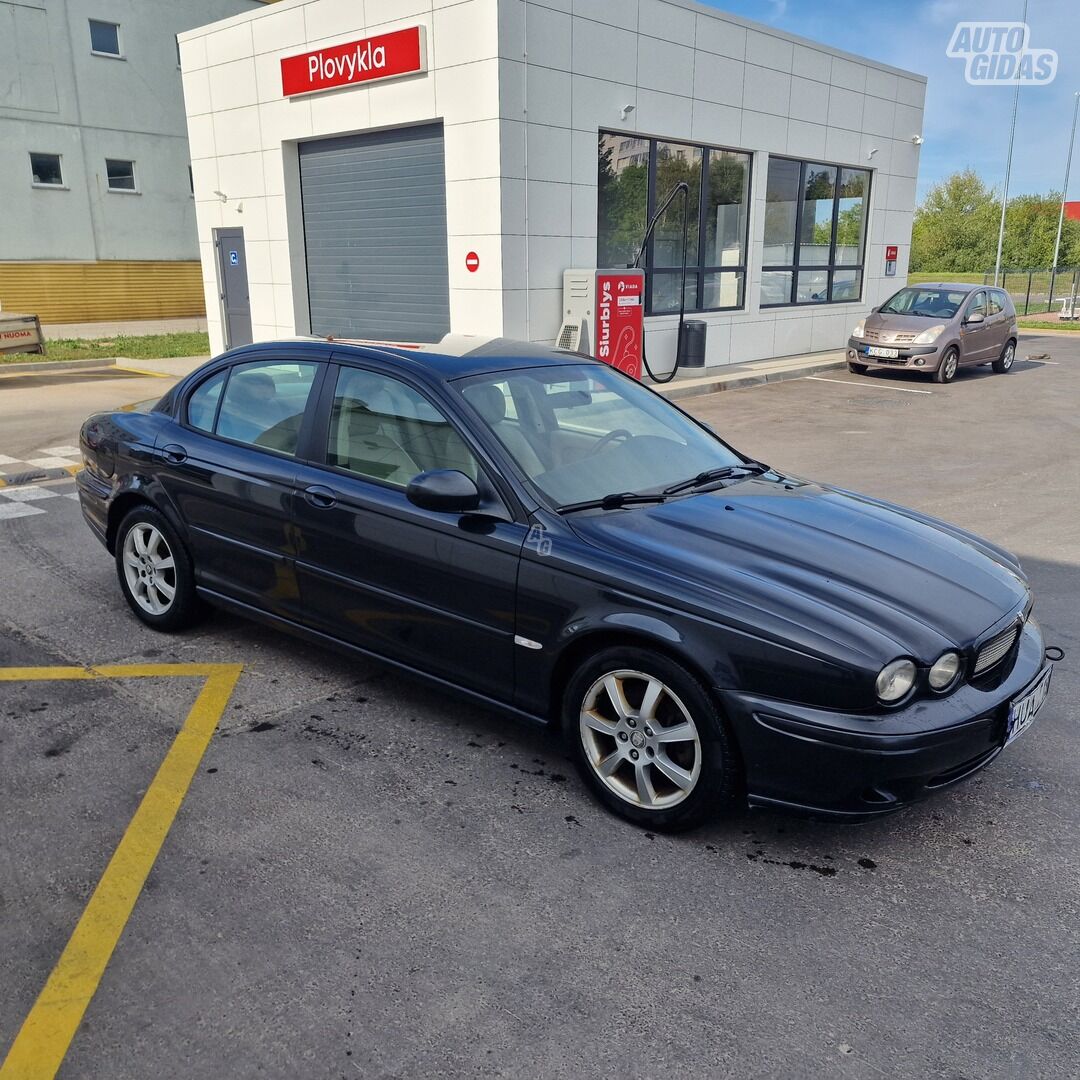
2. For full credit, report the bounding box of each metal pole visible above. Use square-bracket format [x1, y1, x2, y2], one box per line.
[1050, 91, 1080, 301]
[993, 0, 1029, 286]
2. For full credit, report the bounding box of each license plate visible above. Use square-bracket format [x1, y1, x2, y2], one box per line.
[1005, 665, 1052, 746]
[866, 346, 899, 358]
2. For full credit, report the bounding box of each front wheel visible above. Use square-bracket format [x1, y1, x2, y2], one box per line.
[992, 339, 1016, 373]
[115, 505, 203, 631]
[565, 647, 741, 831]
[933, 346, 959, 384]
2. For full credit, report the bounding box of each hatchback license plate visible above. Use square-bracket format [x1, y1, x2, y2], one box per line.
[866, 346, 899, 358]
[1006, 665, 1052, 746]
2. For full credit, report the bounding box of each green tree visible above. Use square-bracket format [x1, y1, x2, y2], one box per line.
[912, 170, 1080, 271]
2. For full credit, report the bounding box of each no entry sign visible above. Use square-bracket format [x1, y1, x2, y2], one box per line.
[465, 251, 480, 273]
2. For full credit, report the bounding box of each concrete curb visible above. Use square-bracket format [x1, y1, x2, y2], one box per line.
[0, 358, 108, 375]
[1017, 326, 1080, 337]
[654, 356, 846, 402]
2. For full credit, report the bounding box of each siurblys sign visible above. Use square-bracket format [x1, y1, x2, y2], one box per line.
[281, 26, 426, 97]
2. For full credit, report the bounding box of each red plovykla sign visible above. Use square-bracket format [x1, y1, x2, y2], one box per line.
[595, 270, 645, 381]
[281, 27, 426, 97]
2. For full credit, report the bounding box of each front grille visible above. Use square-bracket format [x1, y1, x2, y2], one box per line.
[864, 329, 917, 344]
[974, 623, 1021, 676]
[873, 356, 907, 365]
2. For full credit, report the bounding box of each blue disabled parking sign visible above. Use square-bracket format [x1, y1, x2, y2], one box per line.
[229, 250, 239, 266]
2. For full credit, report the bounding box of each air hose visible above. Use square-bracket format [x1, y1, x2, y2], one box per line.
[632, 181, 690, 384]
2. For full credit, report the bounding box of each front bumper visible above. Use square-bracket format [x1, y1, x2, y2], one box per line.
[847, 337, 943, 371]
[719, 618, 1049, 820]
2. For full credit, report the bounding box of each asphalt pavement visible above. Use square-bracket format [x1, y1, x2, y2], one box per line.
[1, 334, 1077, 1079]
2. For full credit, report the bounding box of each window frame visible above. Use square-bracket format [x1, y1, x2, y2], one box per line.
[29, 151, 65, 189]
[180, 357, 327, 462]
[598, 130, 753, 317]
[88, 18, 123, 59]
[105, 158, 139, 194]
[760, 155, 871, 308]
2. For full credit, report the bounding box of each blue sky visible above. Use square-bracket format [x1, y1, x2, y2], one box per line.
[709, 0, 1080, 202]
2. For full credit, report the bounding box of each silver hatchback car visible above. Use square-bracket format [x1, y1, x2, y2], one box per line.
[846, 283, 1018, 383]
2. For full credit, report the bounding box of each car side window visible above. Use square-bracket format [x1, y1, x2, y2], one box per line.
[213, 361, 319, 455]
[987, 292, 1003, 315]
[967, 291, 987, 318]
[327, 367, 479, 488]
[187, 370, 226, 433]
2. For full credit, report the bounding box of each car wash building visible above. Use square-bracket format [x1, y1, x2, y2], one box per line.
[181, 0, 925, 374]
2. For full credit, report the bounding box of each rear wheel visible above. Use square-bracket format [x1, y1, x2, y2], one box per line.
[992, 339, 1016, 374]
[115, 505, 202, 631]
[847, 361, 868, 374]
[933, 346, 959, 384]
[565, 647, 741, 831]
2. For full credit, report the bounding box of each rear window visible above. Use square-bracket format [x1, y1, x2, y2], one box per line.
[189, 361, 319, 455]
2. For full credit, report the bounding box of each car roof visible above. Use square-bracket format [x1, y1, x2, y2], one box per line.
[216, 335, 593, 381]
[908, 282, 986, 293]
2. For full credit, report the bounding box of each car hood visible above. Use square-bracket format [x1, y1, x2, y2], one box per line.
[864, 312, 946, 335]
[565, 477, 1028, 664]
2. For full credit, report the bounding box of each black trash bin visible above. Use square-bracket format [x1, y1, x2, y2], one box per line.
[677, 319, 706, 368]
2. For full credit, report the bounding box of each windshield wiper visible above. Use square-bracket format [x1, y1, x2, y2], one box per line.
[661, 460, 770, 496]
[557, 491, 670, 514]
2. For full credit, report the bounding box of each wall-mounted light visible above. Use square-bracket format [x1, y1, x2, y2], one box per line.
[867, 147, 879, 159]
[911, 135, 924, 145]
[212, 189, 229, 203]
[620, 103, 635, 121]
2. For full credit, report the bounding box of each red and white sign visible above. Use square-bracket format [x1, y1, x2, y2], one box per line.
[281, 27, 426, 98]
[465, 251, 480, 273]
[595, 270, 645, 381]
[885, 245, 898, 261]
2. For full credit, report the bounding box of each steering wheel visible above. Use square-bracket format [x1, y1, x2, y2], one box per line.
[588, 428, 633, 456]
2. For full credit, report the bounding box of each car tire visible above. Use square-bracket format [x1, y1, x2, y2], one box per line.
[932, 346, 959, 384]
[992, 339, 1016, 374]
[115, 505, 203, 632]
[847, 361, 868, 374]
[564, 646, 741, 831]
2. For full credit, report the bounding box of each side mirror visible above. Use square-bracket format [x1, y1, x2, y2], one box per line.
[965, 311, 985, 325]
[870, 305, 880, 314]
[406, 469, 481, 514]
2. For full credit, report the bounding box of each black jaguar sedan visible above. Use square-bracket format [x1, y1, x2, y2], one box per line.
[77, 336, 1055, 830]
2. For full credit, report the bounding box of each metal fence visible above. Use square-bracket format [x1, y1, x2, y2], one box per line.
[910, 268, 1080, 316]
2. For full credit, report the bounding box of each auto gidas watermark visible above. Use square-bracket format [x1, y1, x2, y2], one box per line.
[947, 22, 1057, 86]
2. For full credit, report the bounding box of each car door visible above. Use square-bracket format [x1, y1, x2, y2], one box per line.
[154, 353, 324, 619]
[986, 290, 1010, 357]
[959, 290, 991, 363]
[290, 360, 528, 702]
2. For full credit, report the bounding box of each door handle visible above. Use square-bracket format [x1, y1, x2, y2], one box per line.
[303, 485, 337, 509]
[160, 443, 187, 464]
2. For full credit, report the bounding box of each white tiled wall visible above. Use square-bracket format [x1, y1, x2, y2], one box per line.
[183, 0, 924, 366]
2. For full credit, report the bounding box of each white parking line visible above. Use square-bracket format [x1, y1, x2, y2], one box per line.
[805, 376, 933, 395]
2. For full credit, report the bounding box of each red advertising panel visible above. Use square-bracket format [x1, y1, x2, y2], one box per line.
[594, 270, 645, 380]
[281, 27, 425, 97]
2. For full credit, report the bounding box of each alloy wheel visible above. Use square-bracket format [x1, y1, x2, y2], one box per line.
[122, 522, 177, 615]
[1001, 343, 1014, 369]
[579, 669, 702, 810]
[943, 351, 958, 380]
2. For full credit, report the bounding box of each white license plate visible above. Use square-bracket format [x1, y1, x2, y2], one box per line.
[866, 346, 899, 359]
[1005, 665, 1053, 746]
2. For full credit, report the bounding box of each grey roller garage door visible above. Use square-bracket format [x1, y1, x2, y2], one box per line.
[299, 124, 450, 343]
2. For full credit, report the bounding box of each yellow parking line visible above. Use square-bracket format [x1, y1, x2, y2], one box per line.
[113, 365, 172, 379]
[0, 662, 243, 1080]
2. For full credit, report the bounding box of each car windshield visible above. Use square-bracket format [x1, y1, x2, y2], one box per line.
[457, 363, 744, 507]
[879, 287, 967, 318]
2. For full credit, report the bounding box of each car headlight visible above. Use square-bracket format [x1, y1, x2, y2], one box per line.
[928, 651, 961, 691]
[912, 324, 945, 345]
[876, 658, 916, 703]
[851, 319, 866, 339]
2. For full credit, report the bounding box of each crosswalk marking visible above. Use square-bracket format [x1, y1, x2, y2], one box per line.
[0, 501, 46, 519]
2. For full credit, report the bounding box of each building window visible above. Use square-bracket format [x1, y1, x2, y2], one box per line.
[761, 157, 870, 306]
[89, 19, 122, 57]
[106, 158, 137, 192]
[29, 152, 64, 187]
[598, 132, 751, 315]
